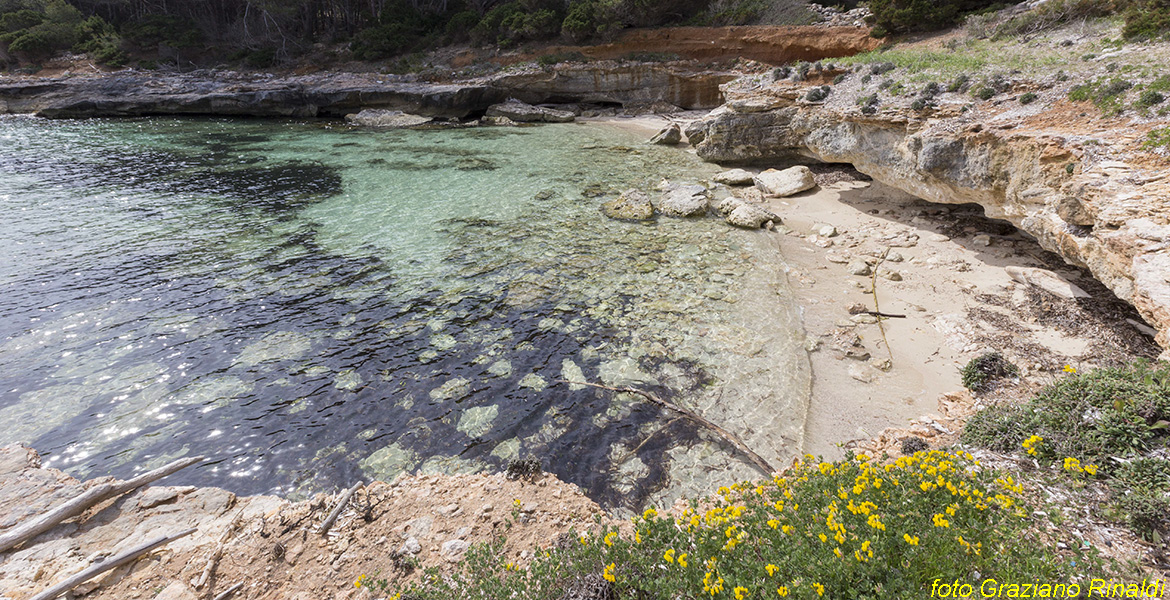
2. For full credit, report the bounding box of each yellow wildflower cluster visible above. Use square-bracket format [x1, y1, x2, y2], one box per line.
[1022, 435, 1043, 456]
[1063, 457, 1099, 476]
[602, 562, 616, 583]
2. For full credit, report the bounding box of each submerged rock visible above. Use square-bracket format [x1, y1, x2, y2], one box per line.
[602, 189, 655, 220]
[655, 184, 709, 218]
[485, 100, 575, 123]
[345, 109, 432, 128]
[754, 166, 816, 197]
[649, 123, 682, 145]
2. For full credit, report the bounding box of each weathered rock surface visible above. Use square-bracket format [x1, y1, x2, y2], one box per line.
[0, 445, 605, 599]
[655, 184, 709, 217]
[713, 168, 755, 185]
[754, 166, 816, 197]
[0, 64, 733, 119]
[485, 99, 575, 123]
[1005, 266, 1090, 300]
[726, 203, 777, 228]
[602, 189, 655, 220]
[345, 108, 432, 127]
[649, 123, 682, 145]
[687, 79, 1170, 353]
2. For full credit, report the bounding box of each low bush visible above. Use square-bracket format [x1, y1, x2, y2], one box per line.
[963, 362, 1170, 466]
[1019, 92, 1037, 104]
[867, 0, 1023, 36]
[993, 0, 1119, 38]
[974, 85, 996, 100]
[961, 353, 1019, 391]
[1143, 126, 1170, 151]
[1123, 0, 1170, 40]
[804, 85, 831, 102]
[378, 451, 1081, 599]
[1067, 77, 1133, 115]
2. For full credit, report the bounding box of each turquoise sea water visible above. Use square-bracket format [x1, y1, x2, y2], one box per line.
[0, 115, 809, 508]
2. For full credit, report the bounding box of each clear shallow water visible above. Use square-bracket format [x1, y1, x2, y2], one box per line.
[0, 115, 810, 509]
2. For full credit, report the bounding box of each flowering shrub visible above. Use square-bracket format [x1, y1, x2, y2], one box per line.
[387, 450, 1077, 599]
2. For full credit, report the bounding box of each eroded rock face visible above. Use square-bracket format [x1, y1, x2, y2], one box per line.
[485, 99, 575, 123]
[688, 80, 1170, 352]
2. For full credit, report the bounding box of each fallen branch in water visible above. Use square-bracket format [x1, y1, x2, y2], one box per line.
[557, 380, 775, 474]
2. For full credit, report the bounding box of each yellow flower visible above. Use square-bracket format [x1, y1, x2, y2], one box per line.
[834, 547, 843, 558]
[767, 519, 780, 530]
[604, 531, 618, 547]
[664, 549, 675, 563]
[932, 513, 950, 528]
[777, 586, 789, 597]
[1084, 464, 1098, 476]
[766, 563, 779, 576]
[1063, 457, 1083, 473]
[735, 586, 750, 599]
[814, 582, 825, 596]
[903, 533, 920, 545]
[818, 533, 828, 543]
[1063, 365, 1077, 374]
[354, 574, 367, 588]
[643, 508, 658, 520]
[635, 531, 642, 544]
[603, 563, 616, 583]
[678, 553, 688, 568]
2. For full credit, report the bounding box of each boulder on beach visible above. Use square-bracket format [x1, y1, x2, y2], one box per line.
[649, 123, 682, 145]
[727, 204, 777, 228]
[654, 184, 709, 218]
[713, 168, 755, 186]
[754, 166, 816, 197]
[345, 109, 433, 128]
[602, 189, 655, 221]
[485, 100, 575, 123]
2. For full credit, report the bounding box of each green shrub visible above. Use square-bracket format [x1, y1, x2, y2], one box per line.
[965, 362, 1170, 464]
[805, 85, 831, 102]
[1143, 126, 1170, 151]
[867, 0, 1022, 35]
[1067, 77, 1133, 115]
[1118, 490, 1170, 541]
[1117, 457, 1170, 491]
[381, 451, 1078, 599]
[350, 22, 416, 60]
[833, 73, 847, 84]
[975, 85, 996, 100]
[444, 10, 480, 43]
[961, 353, 1019, 391]
[121, 14, 202, 48]
[0, 9, 43, 33]
[1138, 89, 1165, 107]
[993, 0, 1119, 38]
[947, 73, 971, 92]
[1123, 0, 1170, 40]
[1019, 92, 1037, 104]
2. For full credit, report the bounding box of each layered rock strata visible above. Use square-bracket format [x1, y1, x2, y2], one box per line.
[687, 81, 1170, 352]
[0, 64, 735, 119]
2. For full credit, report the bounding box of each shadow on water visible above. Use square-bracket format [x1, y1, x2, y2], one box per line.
[0, 116, 761, 510]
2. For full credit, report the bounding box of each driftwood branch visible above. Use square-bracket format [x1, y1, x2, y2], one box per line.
[319, 482, 362, 536]
[558, 380, 775, 474]
[28, 528, 197, 600]
[860, 310, 906, 319]
[871, 249, 895, 364]
[0, 456, 204, 554]
[213, 582, 245, 600]
[194, 512, 242, 590]
[0, 484, 113, 554]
